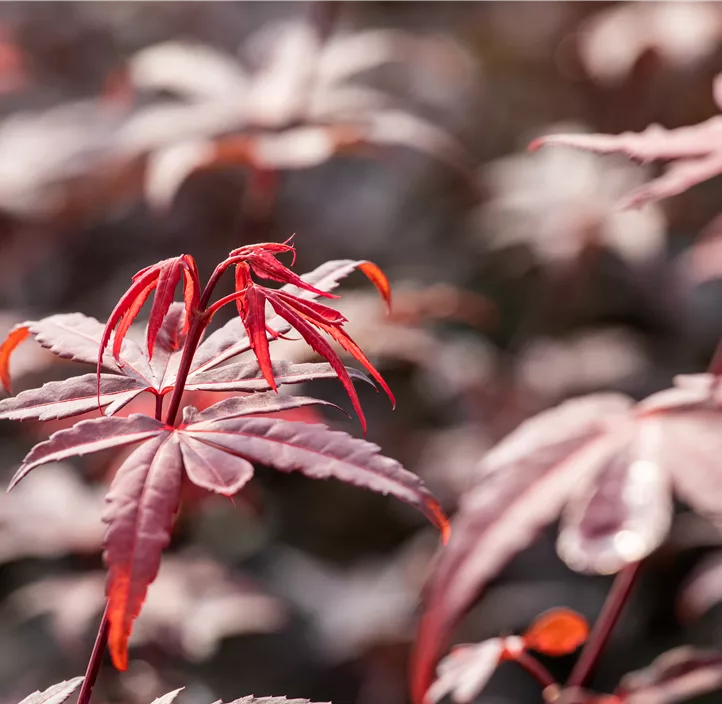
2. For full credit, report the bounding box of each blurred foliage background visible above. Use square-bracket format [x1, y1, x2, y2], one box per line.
[2, 2, 722, 703]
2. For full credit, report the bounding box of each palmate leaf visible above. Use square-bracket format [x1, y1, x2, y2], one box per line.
[9, 393, 447, 670]
[16, 678, 83, 704]
[412, 375, 722, 704]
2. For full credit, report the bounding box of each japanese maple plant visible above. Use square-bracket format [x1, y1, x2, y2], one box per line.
[0, 239, 449, 704]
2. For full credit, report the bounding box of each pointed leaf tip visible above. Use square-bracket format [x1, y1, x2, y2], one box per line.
[527, 138, 544, 152]
[0, 324, 29, 394]
[358, 261, 392, 313]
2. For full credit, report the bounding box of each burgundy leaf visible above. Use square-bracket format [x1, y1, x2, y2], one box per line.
[0, 373, 145, 421]
[243, 283, 277, 392]
[411, 394, 632, 704]
[16, 678, 84, 704]
[103, 431, 179, 670]
[617, 647, 722, 704]
[530, 75, 722, 208]
[185, 361, 372, 393]
[147, 258, 184, 359]
[180, 412, 448, 539]
[8, 414, 164, 490]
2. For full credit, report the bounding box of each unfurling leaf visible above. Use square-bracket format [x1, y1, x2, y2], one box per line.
[10, 393, 446, 669]
[212, 243, 395, 431]
[16, 678, 84, 704]
[530, 74, 722, 208]
[523, 608, 589, 656]
[98, 254, 200, 398]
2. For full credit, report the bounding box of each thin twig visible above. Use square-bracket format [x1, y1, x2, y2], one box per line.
[76, 601, 110, 704]
[516, 651, 558, 690]
[567, 561, 643, 688]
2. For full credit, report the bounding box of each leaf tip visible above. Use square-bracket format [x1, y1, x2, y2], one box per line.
[527, 137, 545, 152]
[359, 261, 392, 313]
[0, 324, 30, 394]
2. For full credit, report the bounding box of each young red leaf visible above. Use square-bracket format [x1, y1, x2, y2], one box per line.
[264, 290, 368, 431]
[243, 284, 277, 392]
[0, 323, 29, 393]
[147, 258, 185, 359]
[191, 259, 391, 374]
[16, 677, 84, 704]
[530, 74, 722, 208]
[357, 261, 391, 312]
[523, 608, 589, 656]
[103, 432, 180, 670]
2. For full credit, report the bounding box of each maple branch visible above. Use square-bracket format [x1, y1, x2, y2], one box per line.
[515, 651, 558, 691]
[76, 601, 110, 704]
[566, 561, 643, 688]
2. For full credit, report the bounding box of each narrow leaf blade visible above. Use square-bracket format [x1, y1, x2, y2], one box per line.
[9, 414, 163, 491]
[103, 431, 180, 670]
[17, 678, 84, 704]
[0, 324, 29, 393]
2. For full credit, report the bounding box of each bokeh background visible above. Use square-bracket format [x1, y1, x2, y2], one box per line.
[2, 2, 722, 703]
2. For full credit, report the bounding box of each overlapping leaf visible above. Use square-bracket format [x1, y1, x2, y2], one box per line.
[9, 392, 447, 670]
[412, 374, 722, 704]
[530, 74, 722, 208]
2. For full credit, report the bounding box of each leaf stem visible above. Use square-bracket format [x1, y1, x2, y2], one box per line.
[566, 561, 642, 688]
[76, 601, 110, 704]
[515, 651, 557, 690]
[164, 263, 228, 427]
[155, 393, 163, 421]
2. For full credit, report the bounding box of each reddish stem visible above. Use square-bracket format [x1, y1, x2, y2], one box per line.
[567, 562, 642, 688]
[515, 651, 557, 690]
[76, 602, 110, 704]
[163, 262, 228, 427]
